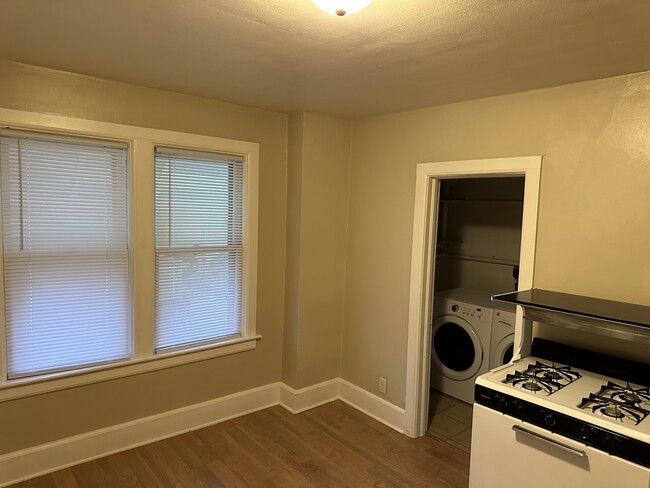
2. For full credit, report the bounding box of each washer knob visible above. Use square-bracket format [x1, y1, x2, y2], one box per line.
[451, 304, 459, 312]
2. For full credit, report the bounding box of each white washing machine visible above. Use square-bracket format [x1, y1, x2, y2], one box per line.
[430, 288, 493, 404]
[490, 303, 516, 369]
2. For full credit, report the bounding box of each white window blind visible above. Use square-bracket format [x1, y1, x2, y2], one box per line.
[0, 131, 130, 379]
[154, 147, 244, 351]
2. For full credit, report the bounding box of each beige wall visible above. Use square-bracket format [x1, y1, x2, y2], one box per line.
[0, 60, 288, 454]
[282, 112, 351, 389]
[282, 113, 305, 386]
[342, 71, 650, 407]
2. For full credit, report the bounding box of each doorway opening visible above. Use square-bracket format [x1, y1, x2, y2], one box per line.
[427, 177, 524, 452]
[404, 157, 542, 440]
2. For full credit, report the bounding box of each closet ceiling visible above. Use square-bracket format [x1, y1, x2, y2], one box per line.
[1, 0, 650, 118]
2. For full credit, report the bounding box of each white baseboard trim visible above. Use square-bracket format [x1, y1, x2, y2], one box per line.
[0, 378, 406, 487]
[0, 383, 280, 488]
[278, 378, 339, 413]
[338, 378, 406, 434]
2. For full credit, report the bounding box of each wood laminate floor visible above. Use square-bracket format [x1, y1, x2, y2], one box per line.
[9, 400, 470, 488]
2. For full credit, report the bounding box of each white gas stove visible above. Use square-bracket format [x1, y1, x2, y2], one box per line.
[469, 340, 650, 488]
[479, 357, 650, 444]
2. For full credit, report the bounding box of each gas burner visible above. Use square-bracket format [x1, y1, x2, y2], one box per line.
[523, 380, 543, 392]
[543, 371, 563, 380]
[502, 361, 582, 396]
[618, 391, 641, 403]
[609, 383, 650, 405]
[578, 381, 650, 425]
[603, 404, 625, 419]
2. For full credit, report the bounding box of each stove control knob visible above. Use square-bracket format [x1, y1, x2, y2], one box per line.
[498, 396, 508, 409]
[544, 414, 556, 427]
[579, 425, 589, 438]
[515, 401, 526, 417]
[602, 434, 614, 450]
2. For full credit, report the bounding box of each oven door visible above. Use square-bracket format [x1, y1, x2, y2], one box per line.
[469, 404, 650, 488]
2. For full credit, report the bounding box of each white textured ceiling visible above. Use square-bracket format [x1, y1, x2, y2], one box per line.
[1, 0, 650, 118]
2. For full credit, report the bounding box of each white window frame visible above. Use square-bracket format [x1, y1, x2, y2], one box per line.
[0, 108, 260, 402]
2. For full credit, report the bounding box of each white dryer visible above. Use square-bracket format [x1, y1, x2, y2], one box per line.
[430, 288, 493, 404]
[490, 304, 516, 369]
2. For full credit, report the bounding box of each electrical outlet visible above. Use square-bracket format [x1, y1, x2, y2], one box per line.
[379, 376, 387, 394]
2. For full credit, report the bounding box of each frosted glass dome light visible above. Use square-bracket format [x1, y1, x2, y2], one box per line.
[311, 0, 373, 16]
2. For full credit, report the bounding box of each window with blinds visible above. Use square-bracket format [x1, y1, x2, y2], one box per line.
[154, 147, 244, 352]
[0, 131, 130, 379]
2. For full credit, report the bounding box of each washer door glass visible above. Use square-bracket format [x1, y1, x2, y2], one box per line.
[431, 315, 483, 381]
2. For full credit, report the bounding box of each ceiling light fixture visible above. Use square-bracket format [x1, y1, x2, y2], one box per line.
[311, 0, 372, 16]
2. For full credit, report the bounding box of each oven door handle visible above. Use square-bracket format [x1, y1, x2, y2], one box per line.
[512, 425, 587, 458]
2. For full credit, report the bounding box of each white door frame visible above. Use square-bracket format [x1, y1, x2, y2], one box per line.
[403, 156, 542, 437]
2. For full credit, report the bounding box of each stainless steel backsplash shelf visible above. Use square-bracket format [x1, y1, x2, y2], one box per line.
[492, 289, 650, 345]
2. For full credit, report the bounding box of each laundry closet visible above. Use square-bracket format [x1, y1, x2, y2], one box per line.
[427, 176, 525, 452]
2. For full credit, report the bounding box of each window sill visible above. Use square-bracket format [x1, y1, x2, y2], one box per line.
[0, 335, 262, 403]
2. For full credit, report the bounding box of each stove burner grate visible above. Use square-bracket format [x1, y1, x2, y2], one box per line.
[502, 361, 581, 396]
[578, 382, 650, 425]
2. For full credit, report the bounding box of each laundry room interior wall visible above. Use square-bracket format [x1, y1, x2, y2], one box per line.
[434, 177, 525, 295]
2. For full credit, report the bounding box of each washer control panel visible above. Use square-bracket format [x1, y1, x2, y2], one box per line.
[453, 303, 485, 320]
